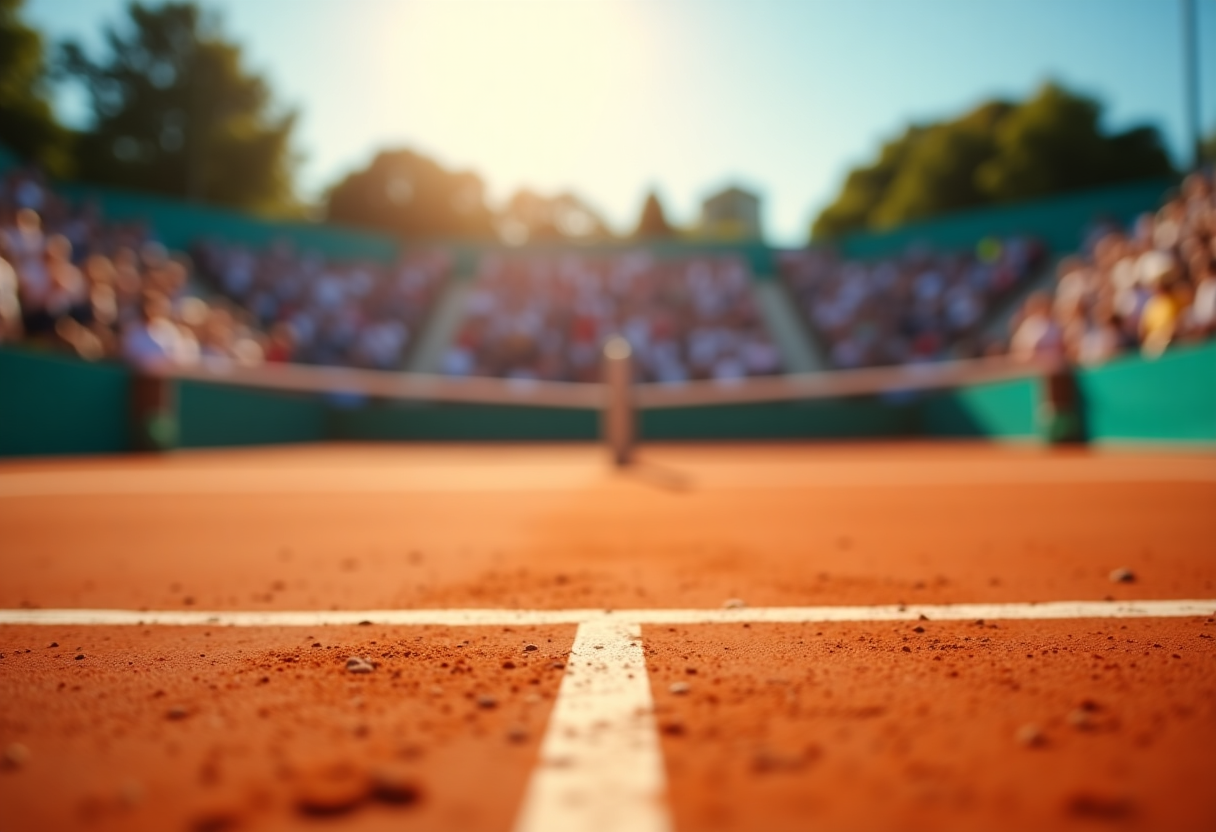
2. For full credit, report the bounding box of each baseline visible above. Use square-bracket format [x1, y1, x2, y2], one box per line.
[1, 599, 1213, 628]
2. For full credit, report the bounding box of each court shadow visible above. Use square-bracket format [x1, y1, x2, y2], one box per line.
[618, 458, 695, 493]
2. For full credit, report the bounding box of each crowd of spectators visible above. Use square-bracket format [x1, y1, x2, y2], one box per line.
[191, 242, 448, 370]
[0, 167, 205, 369]
[0, 167, 448, 373]
[442, 251, 783, 383]
[778, 236, 1045, 370]
[11, 158, 1211, 384]
[1010, 171, 1216, 365]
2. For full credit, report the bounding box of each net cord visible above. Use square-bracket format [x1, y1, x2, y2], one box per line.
[153, 354, 1058, 411]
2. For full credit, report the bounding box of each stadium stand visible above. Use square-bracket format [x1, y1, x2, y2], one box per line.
[1, 159, 1213, 454]
[441, 251, 783, 383]
[191, 240, 449, 370]
[777, 236, 1047, 369]
[0, 165, 447, 372]
[4, 148, 1208, 391]
[1009, 171, 1216, 365]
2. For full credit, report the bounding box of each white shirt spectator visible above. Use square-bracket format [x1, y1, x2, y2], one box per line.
[123, 317, 191, 370]
[1189, 276, 1216, 330]
[1011, 312, 1061, 361]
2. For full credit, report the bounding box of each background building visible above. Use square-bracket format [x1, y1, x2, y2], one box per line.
[699, 185, 763, 241]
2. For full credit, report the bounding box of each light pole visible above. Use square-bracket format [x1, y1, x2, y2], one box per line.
[1182, 0, 1203, 170]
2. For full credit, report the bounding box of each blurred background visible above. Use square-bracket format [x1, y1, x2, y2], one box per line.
[1, 0, 1214, 451]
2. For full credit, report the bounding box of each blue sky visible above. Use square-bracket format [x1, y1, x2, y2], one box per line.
[25, 0, 1216, 244]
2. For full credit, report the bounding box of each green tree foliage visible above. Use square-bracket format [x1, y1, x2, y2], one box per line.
[325, 148, 495, 240]
[811, 83, 1175, 242]
[870, 103, 1010, 229]
[496, 188, 612, 245]
[1203, 128, 1216, 166]
[633, 189, 674, 239]
[60, 2, 298, 213]
[810, 128, 924, 241]
[0, 0, 71, 175]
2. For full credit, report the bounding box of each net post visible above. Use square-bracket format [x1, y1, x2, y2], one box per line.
[129, 370, 178, 452]
[602, 336, 635, 466]
[1039, 360, 1086, 445]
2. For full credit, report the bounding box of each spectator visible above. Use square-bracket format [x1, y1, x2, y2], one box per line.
[1012, 170, 1216, 364]
[1010, 292, 1062, 361]
[1186, 260, 1216, 337]
[779, 235, 1045, 369]
[192, 240, 448, 370]
[122, 291, 193, 370]
[0, 167, 447, 373]
[0, 255, 20, 342]
[443, 251, 782, 383]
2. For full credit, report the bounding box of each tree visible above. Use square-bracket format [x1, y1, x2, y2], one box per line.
[870, 102, 1009, 229]
[1197, 126, 1215, 167]
[59, 2, 298, 213]
[633, 189, 674, 239]
[811, 83, 1175, 241]
[325, 148, 495, 240]
[976, 85, 1171, 201]
[0, 0, 71, 176]
[496, 188, 613, 245]
[810, 127, 924, 241]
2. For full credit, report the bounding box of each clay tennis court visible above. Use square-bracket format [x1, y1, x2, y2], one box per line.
[1, 442, 1214, 832]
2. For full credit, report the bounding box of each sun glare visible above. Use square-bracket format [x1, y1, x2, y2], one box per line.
[391, 1, 652, 191]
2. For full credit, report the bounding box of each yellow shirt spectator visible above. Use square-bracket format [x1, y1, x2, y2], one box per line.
[1140, 291, 1179, 357]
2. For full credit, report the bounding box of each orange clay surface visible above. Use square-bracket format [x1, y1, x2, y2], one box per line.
[0, 625, 574, 832]
[646, 618, 1216, 832]
[1, 442, 1215, 831]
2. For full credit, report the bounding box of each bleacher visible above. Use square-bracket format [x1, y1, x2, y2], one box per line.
[442, 250, 782, 383]
[777, 236, 1048, 369]
[5, 150, 1213, 453]
[1, 141, 1186, 378]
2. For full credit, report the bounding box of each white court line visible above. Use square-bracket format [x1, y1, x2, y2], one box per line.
[513, 620, 671, 832]
[1, 599, 1213, 628]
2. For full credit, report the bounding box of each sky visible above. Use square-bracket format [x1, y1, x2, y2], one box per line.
[25, 0, 1216, 245]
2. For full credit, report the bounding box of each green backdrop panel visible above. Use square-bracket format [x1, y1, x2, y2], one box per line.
[330, 401, 599, 441]
[640, 397, 919, 440]
[0, 348, 131, 456]
[55, 184, 401, 263]
[1078, 342, 1216, 444]
[919, 377, 1040, 439]
[838, 179, 1173, 260]
[4, 343, 1212, 455]
[177, 381, 329, 448]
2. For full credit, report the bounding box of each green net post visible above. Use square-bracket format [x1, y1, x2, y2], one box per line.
[1038, 364, 1086, 445]
[129, 372, 179, 452]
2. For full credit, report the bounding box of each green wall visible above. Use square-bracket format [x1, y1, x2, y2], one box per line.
[2, 343, 1212, 456]
[1078, 342, 1216, 444]
[55, 183, 401, 263]
[0, 348, 130, 456]
[331, 401, 598, 441]
[640, 397, 919, 440]
[837, 179, 1173, 261]
[448, 239, 777, 280]
[176, 381, 329, 448]
[919, 377, 1041, 439]
[0, 144, 21, 177]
